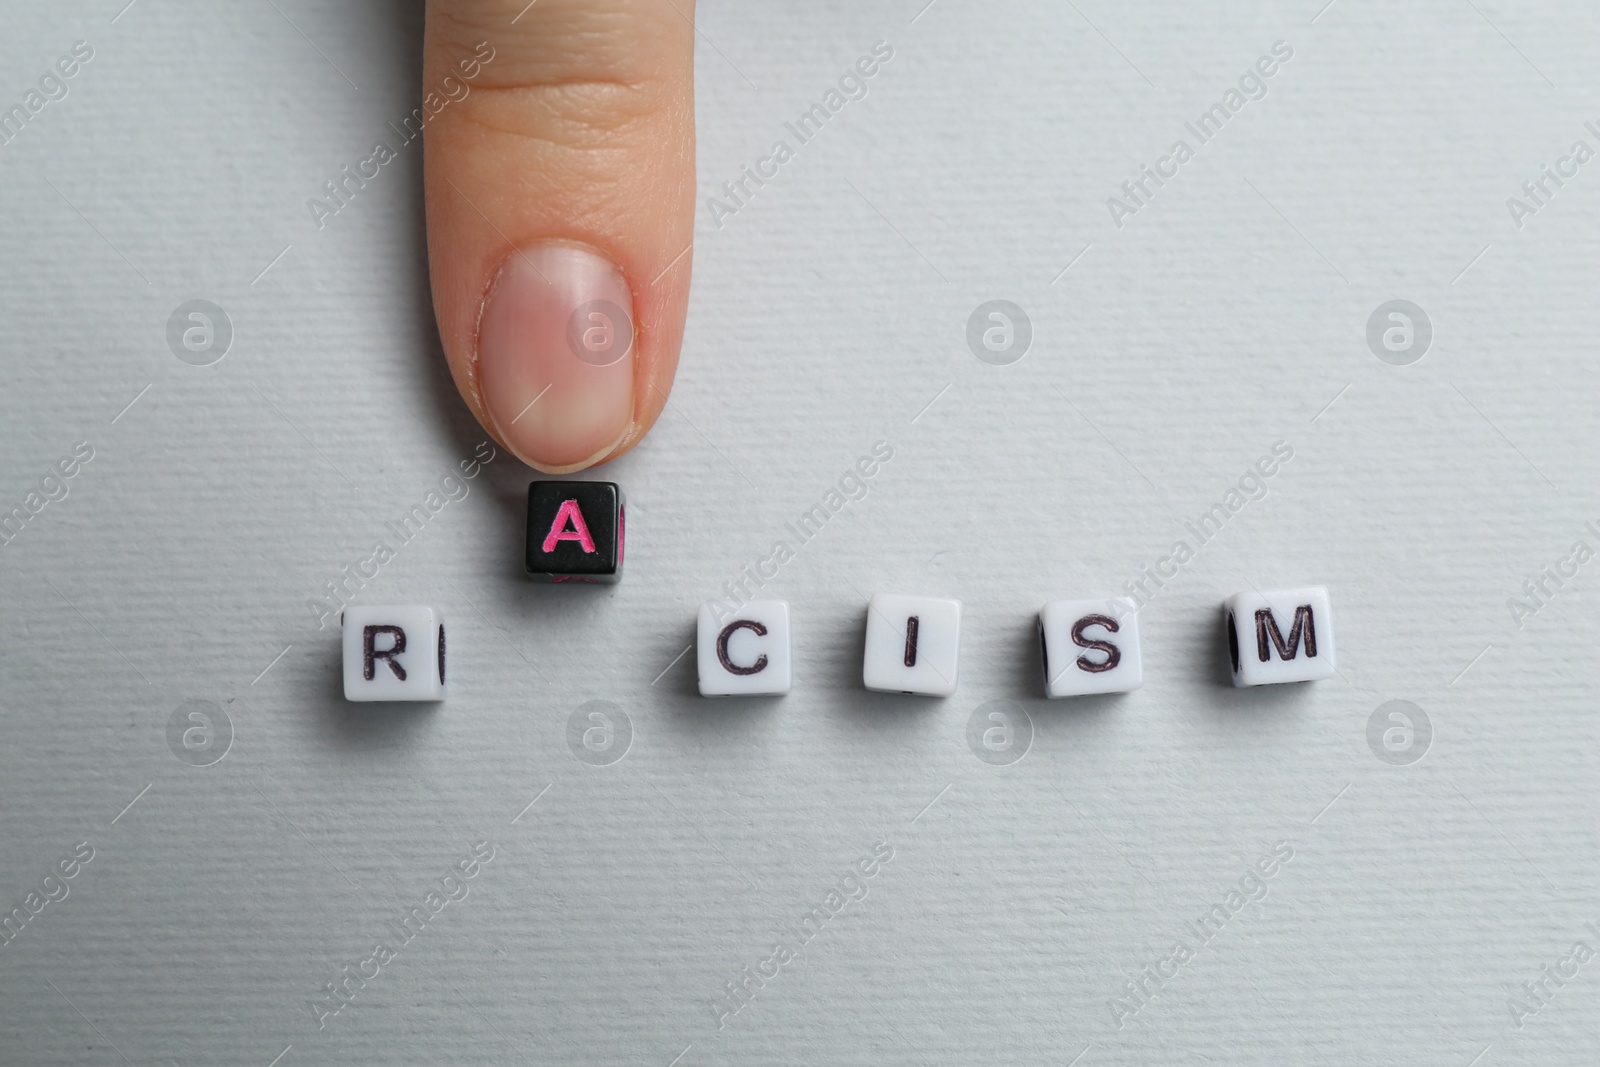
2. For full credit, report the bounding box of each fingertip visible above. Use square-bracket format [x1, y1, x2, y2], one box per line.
[423, 0, 694, 473]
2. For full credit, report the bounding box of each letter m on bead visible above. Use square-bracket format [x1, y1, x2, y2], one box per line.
[1255, 605, 1316, 662]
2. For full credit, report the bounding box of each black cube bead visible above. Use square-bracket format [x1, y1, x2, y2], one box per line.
[525, 481, 624, 583]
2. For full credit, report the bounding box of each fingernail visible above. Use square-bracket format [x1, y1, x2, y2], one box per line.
[477, 243, 636, 472]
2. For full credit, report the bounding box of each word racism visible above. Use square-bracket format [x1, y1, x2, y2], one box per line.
[1109, 841, 1294, 1029]
[307, 41, 495, 229]
[307, 441, 497, 629]
[707, 440, 894, 623]
[1106, 41, 1294, 229]
[0, 841, 94, 951]
[309, 841, 495, 1029]
[0, 40, 94, 148]
[1, 440, 95, 547]
[1507, 923, 1599, 1029]
[711, 841, 895, 1030]
[1506, 124, 1600, 230]
[707, 41, 895, 229]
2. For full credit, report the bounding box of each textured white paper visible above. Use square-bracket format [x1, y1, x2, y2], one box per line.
[0, 1, 1596, 1064]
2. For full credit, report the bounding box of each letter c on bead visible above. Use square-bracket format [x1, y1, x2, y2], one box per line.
[717, 620, 768, 675]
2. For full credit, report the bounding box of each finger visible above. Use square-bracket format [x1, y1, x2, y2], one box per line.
[423, 0, 694, 473]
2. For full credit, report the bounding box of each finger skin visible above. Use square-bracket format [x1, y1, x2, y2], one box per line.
[423, 0, 695, 471]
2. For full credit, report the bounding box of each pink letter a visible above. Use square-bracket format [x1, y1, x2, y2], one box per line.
[542, 499, 597, 553]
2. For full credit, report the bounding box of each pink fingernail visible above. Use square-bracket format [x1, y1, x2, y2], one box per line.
[477, 244, 636, 472]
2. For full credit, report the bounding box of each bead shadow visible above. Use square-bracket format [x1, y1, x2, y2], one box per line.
[998, 615, 1130, 724]
[306, 633, 439, 751]
[824, 609, 952, 725]
[324, 701, 440, 749]
[1034, 690, 1131, 718]
[1013, 613, 1050, 700]
[1195, 607, 1320, 715]
[653, 618, 701, 697]
[654, 620, 786, 736]
[1207, 608, 1239, 687]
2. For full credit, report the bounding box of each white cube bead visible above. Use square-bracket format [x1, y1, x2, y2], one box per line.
[342, 605, 445, 702]
[1039, 597, 1142, 697]
[862, 594, 961, 696]
[697, 599, 792, 696]
[1223, 586, 1335, 687]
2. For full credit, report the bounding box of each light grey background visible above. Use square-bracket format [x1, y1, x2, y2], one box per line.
[1, 1, 1596, 1064]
